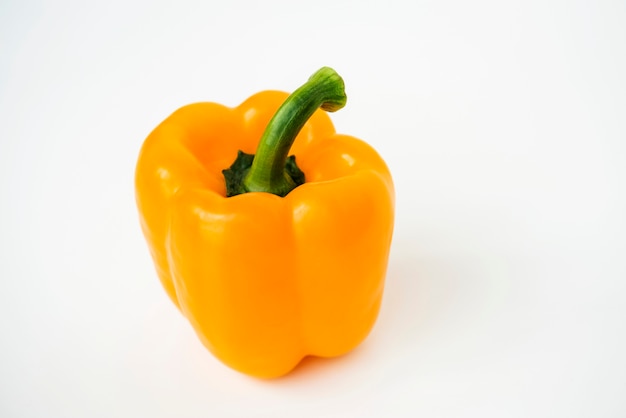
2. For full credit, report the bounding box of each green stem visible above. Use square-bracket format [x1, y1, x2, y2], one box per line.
[242, 67, 347, 196]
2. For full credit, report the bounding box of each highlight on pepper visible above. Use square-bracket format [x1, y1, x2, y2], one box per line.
[135, 67, 395, 378]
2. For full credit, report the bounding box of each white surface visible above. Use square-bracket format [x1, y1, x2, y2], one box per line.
[1, 0, 625, 416]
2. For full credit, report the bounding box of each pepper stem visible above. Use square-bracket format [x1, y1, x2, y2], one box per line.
[242, 67, 347, 197]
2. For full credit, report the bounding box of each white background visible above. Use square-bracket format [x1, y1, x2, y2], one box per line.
[1, 0, 625, 416]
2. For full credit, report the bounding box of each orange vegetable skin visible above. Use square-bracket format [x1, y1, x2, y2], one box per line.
[135, 69, 394, 378]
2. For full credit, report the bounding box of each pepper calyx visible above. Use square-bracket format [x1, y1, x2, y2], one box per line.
[223, 150, 305, 197]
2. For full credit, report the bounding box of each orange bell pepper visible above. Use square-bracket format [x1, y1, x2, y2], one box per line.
[135, 67, 394, 378]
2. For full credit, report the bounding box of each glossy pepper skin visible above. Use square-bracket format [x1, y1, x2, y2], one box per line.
[135, 68, 394, 378]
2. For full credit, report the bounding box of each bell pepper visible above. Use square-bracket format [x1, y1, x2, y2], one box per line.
[135, 67, 394, 378]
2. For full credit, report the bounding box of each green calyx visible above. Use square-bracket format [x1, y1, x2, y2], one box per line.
[223, 151, 305, 197]
[222, 67, 347, 197]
